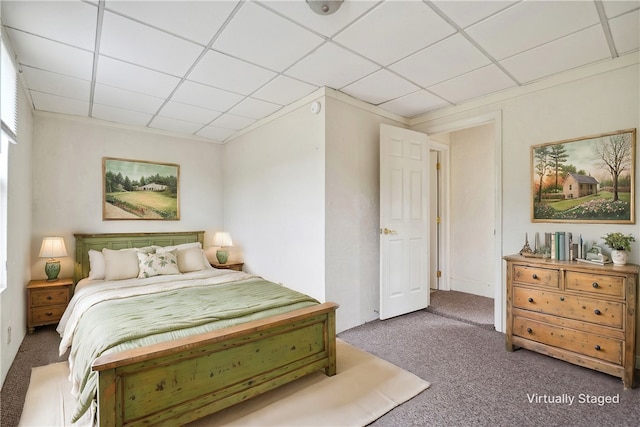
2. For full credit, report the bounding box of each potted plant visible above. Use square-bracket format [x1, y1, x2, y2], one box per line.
[602, 232, 635, 265]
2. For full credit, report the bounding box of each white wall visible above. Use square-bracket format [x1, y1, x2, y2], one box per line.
[324, 95, 406, 331]
[30, 114, 226, 280]
[222, 97, 326, 303]
[448, 124, 495, 298]
[0, 81, 33, 386]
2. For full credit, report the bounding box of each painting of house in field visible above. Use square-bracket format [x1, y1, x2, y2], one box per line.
[103, 157, 179, 220]
[531, 129, 636, 223]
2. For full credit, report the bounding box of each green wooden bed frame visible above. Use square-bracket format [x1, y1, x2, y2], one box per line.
[74, 232, 338, 427]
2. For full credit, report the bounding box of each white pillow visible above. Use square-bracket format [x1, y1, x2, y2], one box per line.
[88, 249, 106, 280]
[137, 249, 180, 278]
[102, 248, 139, 281]
[156, 242, 211, 272]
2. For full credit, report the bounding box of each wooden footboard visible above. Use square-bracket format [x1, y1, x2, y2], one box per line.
[92, 302, 338, 427]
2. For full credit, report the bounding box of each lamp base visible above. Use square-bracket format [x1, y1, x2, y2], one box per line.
[216, 249, 229, 264]
[45, 260, 61, 281]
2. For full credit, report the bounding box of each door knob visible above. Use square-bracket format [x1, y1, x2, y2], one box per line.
[380, 228, 398, 235]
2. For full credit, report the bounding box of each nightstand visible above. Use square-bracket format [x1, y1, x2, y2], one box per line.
[27, 278, 73, 333]
[210, 261, 244, 271]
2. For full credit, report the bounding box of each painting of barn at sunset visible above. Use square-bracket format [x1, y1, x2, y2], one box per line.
[532, 129, 636, 223]
[103, 157, 180, 220]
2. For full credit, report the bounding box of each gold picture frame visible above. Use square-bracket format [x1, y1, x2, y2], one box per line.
[103, 157, 180, 220]
[531, 129, 636, 224]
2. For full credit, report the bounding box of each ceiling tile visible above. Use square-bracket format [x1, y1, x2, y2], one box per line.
[501, 26, 611, 83]
[602, 1, 640, 18]
[609, 10, 640, 55]
[1, 0, 97, 50]
[92, 103, 153, 127]
[96, 56, 181, 98]
[429, 64, 516, 104]
[378, 90, 450, 118]
[228, 97, 281, 120]
[342, 69, 419, 105]
[21, 66, 90, 101]
[196, 125, 235, 142]
[466, 1, 600, 60]
[259, 0, 378, 38]
[105, 0, 239, 45]
[188, 50, 276, 95]
[285, 42, 380, 89]
[6, 29, 93, 80]
[149, 116, 204, 134]
[30, 91, 89, 116]
[390, 34, 491, 87]
[431, 1, 518, 29]
[158, 101, 222, 124]
[211, 114, 256, 130]
[334, 1, 455, 66]
[171, 80, 244, 112]
[93, 84, 165, 114]
[212, 1, 325, 72]
[252, 75, 317, 105]
[100, 11, 203, 76]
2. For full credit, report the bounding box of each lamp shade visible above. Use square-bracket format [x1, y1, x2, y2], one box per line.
[212, 232, 233, 247]
[38, 237, 68, 259]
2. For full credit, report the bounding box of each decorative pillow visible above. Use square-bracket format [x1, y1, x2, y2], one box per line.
[102, 248, 139, 281]
[156, 242, 211, 272]
[88, 249, 106, 280]
[137, 249, 180, 278]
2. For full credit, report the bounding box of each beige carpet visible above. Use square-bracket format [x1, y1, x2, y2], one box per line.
[19, 339, 430, 427]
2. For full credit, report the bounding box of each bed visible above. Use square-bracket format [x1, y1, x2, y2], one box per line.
[60, 231, 338, 426]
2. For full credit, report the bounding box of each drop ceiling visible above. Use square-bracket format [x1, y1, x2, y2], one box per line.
[1, 0, 638, 143]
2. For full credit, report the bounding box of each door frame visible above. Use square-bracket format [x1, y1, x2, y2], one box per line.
[421, 111, 504, 332]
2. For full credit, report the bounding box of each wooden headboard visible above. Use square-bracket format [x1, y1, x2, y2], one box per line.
[74, 231, 205, 284]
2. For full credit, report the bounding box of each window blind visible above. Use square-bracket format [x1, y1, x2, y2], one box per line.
[1, 38, 18, 141]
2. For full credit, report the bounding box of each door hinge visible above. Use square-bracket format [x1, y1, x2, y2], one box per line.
[436, 270, 442, 278]
[436, 162, 441, 170]
[436, 216, 441, 224]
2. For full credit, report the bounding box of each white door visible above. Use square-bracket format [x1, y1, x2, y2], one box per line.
[379, 124, 430, 320]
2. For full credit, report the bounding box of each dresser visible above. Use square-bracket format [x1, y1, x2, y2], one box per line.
[27, 278, 73, 333]
[504, 255, 638, 389]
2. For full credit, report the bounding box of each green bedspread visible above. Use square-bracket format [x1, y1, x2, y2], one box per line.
[69, 278, 318, 421]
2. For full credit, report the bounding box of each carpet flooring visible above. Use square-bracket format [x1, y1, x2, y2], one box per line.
[427, 290, 494, 330]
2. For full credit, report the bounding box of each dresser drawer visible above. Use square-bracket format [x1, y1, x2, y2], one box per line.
[513, 286, 624, 328]
[30, 288, 70, 306]
[565, 271, 625, 298]
[513, 316, 623, 364]
[513, 265, 559, 288]
[31, 305, 66, 324]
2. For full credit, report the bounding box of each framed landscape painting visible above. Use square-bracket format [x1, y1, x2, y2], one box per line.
[531, 129, 636, 224]
[103, 157, 180, 220]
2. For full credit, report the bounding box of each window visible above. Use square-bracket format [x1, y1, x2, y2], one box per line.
[0, 34, 18, 291]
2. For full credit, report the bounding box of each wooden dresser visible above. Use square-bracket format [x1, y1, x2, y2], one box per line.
[504, 255, 638, 388]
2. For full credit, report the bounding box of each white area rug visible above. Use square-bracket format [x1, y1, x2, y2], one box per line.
[19, 339, 430, 427]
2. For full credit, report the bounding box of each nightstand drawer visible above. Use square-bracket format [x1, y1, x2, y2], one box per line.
[31, 305, 66, 324]
[565, 271, 625, 298]
[513, 265, 559, 288]
[30, 288, 70, 306]
[514, 316, 622, 364]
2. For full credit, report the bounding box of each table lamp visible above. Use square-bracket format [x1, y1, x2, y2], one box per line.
[212, 232, 232, 264]
[39, 236, 68, 281]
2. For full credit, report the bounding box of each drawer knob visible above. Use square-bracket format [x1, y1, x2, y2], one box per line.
[45, 312, 53, 317]
[527, 328, 533, 333]
[592, 282, 599, 289]
[594, 309, 601, 315]
[560, 297, 565, 301]
[532, 274, 538, 280]
[46, 295, 52, 300]
[528, 297, 534, 303]
[595, 345, 601, 351]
